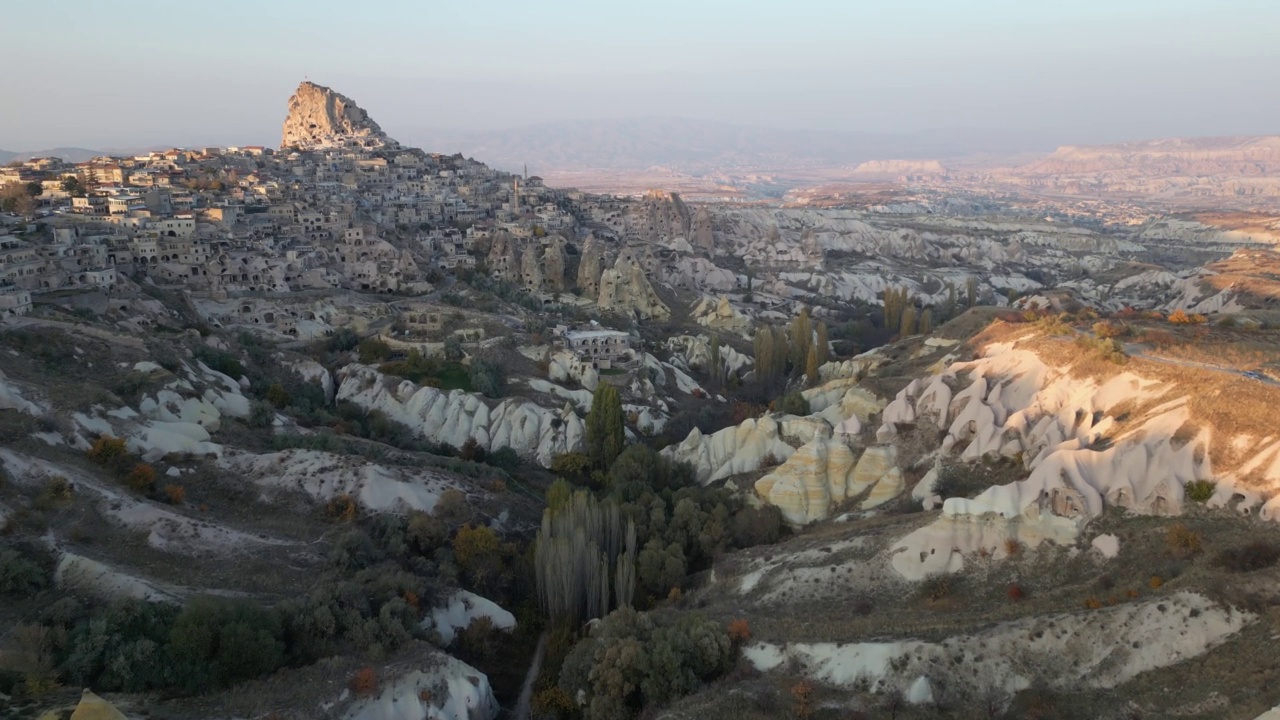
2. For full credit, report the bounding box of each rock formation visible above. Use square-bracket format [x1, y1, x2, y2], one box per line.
[576, 234, 605, 297]
[487, 231, 521, 283]
[280, 81, 392, 150]
[596, 249, 670, 319]
[336, 365, 584, 467]
[754, 434, 860, 525]
[69, 690, 128, 720]
[629, 190, 692, 242]
[691, 206, 715, 253]
[692, 296, 751, 333]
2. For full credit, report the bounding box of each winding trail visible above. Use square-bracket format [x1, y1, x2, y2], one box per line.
[513, 631, 549, 720]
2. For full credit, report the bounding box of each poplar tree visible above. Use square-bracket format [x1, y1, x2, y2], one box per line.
[586, 383, 624, 470]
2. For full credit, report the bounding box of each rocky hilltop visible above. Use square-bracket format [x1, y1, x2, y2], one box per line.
[280, 81, 394, 150]
[1024, 136, 1280, 177]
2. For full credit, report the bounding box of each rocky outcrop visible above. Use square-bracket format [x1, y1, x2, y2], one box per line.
[692, 296, 751, 333]
[754, 438, 901, 526]
[487, 231, 521, 283]
[70, 689, 129, 720]
[541, 236, 568, 292]
[691, 206, 715, 252]
[628, 190, 691, 242]
[755, 434, 860, 525]
[336, 365, 584, 467]
[280, 81, 392, 150]
[597, 250, 669, 319]
[576, 234, 605, 297]
[663, 414, 840, 484]
[342, 651, 499, 720]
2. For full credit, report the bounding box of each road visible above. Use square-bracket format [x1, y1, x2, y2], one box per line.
[1121, 342, 1279, 387]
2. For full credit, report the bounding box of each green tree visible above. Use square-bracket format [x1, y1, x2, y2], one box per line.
[586, 383, 625, 471]
[900, 305, 918, 337]
[637, 540, 686, 598]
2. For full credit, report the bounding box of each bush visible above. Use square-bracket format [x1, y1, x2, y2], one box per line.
[358, 338, 392, 364]
[918, 573, 953, 602]
[0, 547, 47, 594]
[931, 463, 989, 499]
[727, 618, 751, 643]
[1165, 523, 1203, 559]
[1215, 541, 1280, 573]
[1007, 583, 1026, 601]
[731, 505, 783, 548]
[769, 392, 810, 416]
[349, 667, 378, 696]
[87, 436, 129, 465]
[469, 358, 506, 398]
[125, 464, 156, 493]
[1092, 321, 1128, 339]
[1184, 479, 1216, 503]
[791, 679, 815, 720]
[326, 327, 360, 353]
[326, 494, 358, 522]
[163, 484, 186, 505]
[265, 382, 291, 409]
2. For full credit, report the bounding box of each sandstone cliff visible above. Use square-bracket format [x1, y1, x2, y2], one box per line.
[281, 81, 393, 150]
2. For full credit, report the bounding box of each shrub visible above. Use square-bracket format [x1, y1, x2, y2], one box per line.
[265, 382, 291, 409]
[469, 358, 507, 398]
[125, 464, 156, 493]
[1084, 597, 1102, 610]
[1007, 583, 1026, 601]
[1214, 541, 1280, 573]
[770, 392, 810, 416]
[1165, 523, 1203, 559]
[727, 618, 751, 643]
[760, 452, 780, 468]
[1184, 479, 1216, 503]
[325, 494, 358, 522]
[163, 484, 186, 505]
[791, 679, 815, 720]
[931, 463, 989, 499]
[35, 476, 73, 509]
[1148, 575, 1164, 589]
[326, 327, 360, 353]
[1004, 538, 1023, 557]
[1092, 321, 1128, 339]
[349, 667, 378, 696]
[358, 338, 392, 364]
[1168, 309, 1206, 325]
[87, 436, 129, 465]
[457, 617, 497, 659]
[918, 573, 952, 602]
[731, 505, 783, 548]
[0, 547, 47, 594]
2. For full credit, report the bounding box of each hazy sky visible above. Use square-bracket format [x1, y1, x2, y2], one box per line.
[2, 0, 1278, 149]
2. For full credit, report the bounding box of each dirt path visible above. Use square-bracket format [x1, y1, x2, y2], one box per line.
[513, 631, 549, 720]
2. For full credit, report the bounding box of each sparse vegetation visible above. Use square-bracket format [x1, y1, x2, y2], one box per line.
[1214, 540, 1280, 573]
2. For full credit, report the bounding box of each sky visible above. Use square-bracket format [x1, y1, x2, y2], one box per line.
[2, 0, 1278, 150]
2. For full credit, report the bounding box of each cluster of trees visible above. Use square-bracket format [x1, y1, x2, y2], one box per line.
[882, 279, 983, 338]
[751, 306, 831, 394]
[555, 609, 737, 720]
[534, 491, 637, 624]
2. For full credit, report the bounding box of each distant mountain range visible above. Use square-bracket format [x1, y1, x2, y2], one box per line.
[0, 147, 108, 165]
[401, 118, 1060, 174]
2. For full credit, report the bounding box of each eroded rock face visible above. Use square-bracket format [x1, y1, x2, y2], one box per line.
[629, 189, 692, 242]
[577, 234, 605, 298]
[691, 206, 715, 253]
[755, 435, 859, 525]
[69, 689, 128, 720]
[280, 81, 392, 150]
[336, 364, 584, 467]
[597, 250, 670, 319]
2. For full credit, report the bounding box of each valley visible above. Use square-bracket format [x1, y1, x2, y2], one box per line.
[1, 81, 1280, 720]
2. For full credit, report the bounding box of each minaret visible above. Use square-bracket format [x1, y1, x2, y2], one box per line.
[523, 163, 528, 180]
[513, 177, 520, 209]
